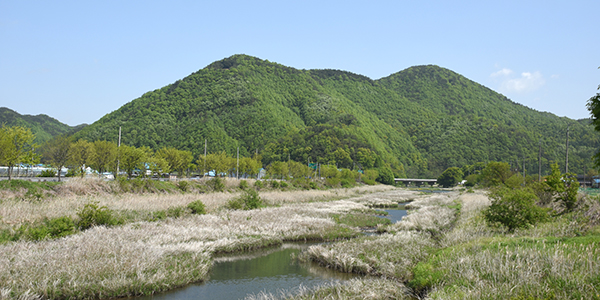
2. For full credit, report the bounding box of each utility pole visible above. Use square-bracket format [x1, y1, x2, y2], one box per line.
[204, 139, 207, 181]
[116, 126, 121, 178]
[538, 139, 542, 182]
[565, 124, 570, 173]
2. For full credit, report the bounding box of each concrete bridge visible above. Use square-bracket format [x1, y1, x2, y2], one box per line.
[394, 178, 437, 187]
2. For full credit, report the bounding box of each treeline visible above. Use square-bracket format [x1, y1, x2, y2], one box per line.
[1, 125, 396, 188]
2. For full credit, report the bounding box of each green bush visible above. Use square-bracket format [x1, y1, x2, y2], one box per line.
[20, 216, 77, 241]
[39, 169, 56, 177]
[556, 173, 579, 212]
[504, 174, 525, 189]
[271, 180, 280, 188]
[280, 181, 288, 188]
[77, 202, 116, 230]
[65, 168, 78, 177]
[325, 177, 341, 187]
[376, 166, 395, 185]
[363, 169, 378, 185]
[177, 180, 189, 192]
[437, 167, 463, 188]
[208, 177, 224, 192]
[484, 188, 549, 232]
[47, 216, 76, 238]
[239, 180, 249, 190]
[166, 206, 184, 218]
[464, 174, 479, 187]
[529, 181, 554, 205]
[254, 180, 264, 189]
[227, 189, 263, 210]
[340, 179, 353, 188]
[309, 181, 318, 189]
[187, 200, 206, 214]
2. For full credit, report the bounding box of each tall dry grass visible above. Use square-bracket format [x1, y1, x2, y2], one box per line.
[0, 195, 381, 300]
[299, 190, 462, 280]
[246, 278, 408, 300]
[0, 179, 393, 226]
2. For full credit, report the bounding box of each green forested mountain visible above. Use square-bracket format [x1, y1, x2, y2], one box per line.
[0, 107, 85, 144]
[72, 55, 599, 177]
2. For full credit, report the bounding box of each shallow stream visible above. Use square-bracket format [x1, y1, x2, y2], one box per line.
[135, 208, 406, 300]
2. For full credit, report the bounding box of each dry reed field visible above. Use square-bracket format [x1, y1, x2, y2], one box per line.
[247, 278, 408, 300]
[298, 191, 461, 282]
[4, 181, 598, 300]
[0, 178, 394, 226]
[0, 183, 398, 300]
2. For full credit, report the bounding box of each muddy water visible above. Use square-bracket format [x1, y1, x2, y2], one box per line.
[135, 243, 358, 300]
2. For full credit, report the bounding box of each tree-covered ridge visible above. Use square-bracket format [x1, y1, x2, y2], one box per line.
[73, 54, 599, 177]
[0, 107, 84, 144]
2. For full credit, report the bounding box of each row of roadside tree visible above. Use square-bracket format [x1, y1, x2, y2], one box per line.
[0, 125, 394, 186]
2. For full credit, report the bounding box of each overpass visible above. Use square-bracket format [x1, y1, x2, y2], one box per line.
[394, 178, 437, 187]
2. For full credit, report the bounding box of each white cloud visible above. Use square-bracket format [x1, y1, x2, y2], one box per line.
[490, 68, 545, 93]
[491, 68, 513, 77]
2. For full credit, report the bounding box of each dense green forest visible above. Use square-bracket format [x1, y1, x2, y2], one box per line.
[37, 54, 599, 177]
[0, 107, 85, 144]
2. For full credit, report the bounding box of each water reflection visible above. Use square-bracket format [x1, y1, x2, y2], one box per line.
[382, 208, 408, 224]
[135, 243, 357, 300]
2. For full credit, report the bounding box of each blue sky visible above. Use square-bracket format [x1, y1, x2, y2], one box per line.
[1, 0, 599, 126]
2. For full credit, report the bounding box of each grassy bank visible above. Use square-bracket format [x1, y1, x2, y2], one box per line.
[288, 189, 600, 300]
[0, 184, 398, 300]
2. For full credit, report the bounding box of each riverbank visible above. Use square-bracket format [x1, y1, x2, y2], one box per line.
[0, 182, 403, 300]
[275, 189, 600, 300]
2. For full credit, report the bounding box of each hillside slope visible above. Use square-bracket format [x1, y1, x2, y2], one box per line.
[73, 55, 599, 177]
[0, 107, 84, 144]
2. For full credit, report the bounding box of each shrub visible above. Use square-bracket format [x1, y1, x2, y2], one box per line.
[340, 179, 353, 188]
[46, 216, 76, 238]
[482, 161, 512, 187]
[271, 180, 280, 188]
[20, 216, 77, 241]
[77, 202, 115, 230]
[557, 174, 579, 212]
[65, 168, 78, 177]
[505, 174, 525, 189]
[363, 169, 378, 185]
[227, 189, 263, 210]
[376, 166, 395, 185]
[484, 188, 549, 232]
[529, 181, 554, 205]
[309, 181, 318, 189]
[187, 200, 206, 215]
[177, 180, 189, 192]
[280, 181, 288, 188]
[254, 180, 264, 189]
[325, 177, 341, 187]
[239, 180, 249, 190]
[437, 167, 463, 188]
[207, 177, 224, 192]
[39, 169, 56, 177]
[464, 174, 479, 187]
[166, 206, 184, 218]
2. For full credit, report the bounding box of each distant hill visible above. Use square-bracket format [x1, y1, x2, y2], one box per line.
[0, 107, 86, 144]
[73, 54, 599, 177]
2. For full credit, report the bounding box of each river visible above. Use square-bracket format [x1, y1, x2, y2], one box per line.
[135, 208, 406, 300]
